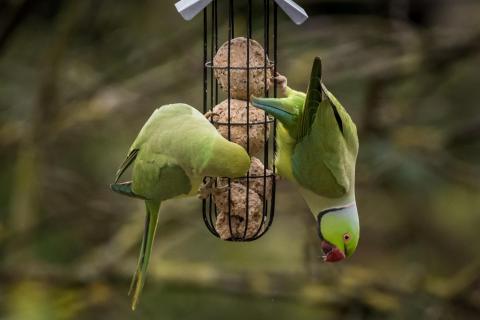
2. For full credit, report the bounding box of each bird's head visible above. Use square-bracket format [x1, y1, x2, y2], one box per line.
[317, 204, 359, 262]
[251, 92, 305, 139]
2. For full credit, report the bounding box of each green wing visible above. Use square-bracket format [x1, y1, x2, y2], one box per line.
[131, 150, 192, 201]
[292, 84, 358, 198]
[297, 57, 323, 140]
[321, 83, 359, 154]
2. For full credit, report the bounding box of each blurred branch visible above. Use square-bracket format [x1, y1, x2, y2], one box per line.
[0, 39, 201, 149]
[359, 29, 480, 136]
[2, 259, 480, 313]
[75, 210, 197, 280]
[361, 78, 387, 134]
[428, 151, 480, 188]
[50, 56, 199, 139]
[446, 120, 480, 148]
[303, 0, 437, 27]
[429, 33, 480, 72]
[0, 0, 35, 55]
[8, 1, 92, 242]
[60, 21, 200, 106]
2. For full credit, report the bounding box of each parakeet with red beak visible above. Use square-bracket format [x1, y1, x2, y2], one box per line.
[251, 57, 359, 262]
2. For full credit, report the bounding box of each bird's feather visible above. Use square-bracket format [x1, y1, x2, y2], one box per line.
[114, 149, 138, 183]
[297, 57, 322, 140]
[129, 200, 160, 310]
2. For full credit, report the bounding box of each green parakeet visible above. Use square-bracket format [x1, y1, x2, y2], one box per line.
[251, 57, 359, 262]
[110, 103, 250, 309]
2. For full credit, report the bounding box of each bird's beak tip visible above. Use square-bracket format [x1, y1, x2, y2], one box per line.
[321, 240, 346, 263]
[324, 248, 346, 263]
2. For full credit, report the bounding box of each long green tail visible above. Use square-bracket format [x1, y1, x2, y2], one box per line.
[129, 200, 161, 310]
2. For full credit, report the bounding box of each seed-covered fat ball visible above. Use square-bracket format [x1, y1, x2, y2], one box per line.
[218, 157, 273, 200]
[214, 182, 264, 240]
[213, 37, 272, 100]
[207, 99, 270, 155]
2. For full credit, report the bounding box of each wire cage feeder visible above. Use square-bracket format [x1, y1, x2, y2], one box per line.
[175, 0, 308, 241]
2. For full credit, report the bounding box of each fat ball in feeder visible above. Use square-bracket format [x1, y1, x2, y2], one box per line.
[213, 182, 264, 240]
[206, 99, 271, 155]
[213, 37, 272, 100]
[217, 156, 273, 200]
[196, 0, 309, 241]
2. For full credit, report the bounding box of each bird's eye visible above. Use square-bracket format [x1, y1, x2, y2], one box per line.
[343, 233, 351, 242]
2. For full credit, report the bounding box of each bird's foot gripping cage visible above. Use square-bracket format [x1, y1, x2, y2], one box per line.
[176, 0, 307, 241]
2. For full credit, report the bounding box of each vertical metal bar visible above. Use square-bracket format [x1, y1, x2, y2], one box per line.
[243, 0, 252, 239]
[202, 8, 210, 232]
[264, 0, 270, 74]
[205, 7, 218, 236]
[227, 0, 233, 142]
[230, 0, 234, 38]
[273, 3, 278, 99]
[212, 0, 219, 227]
[227, 0, 233, 239]
[209, 180, 216, 233]
[269, 1, 278, 230]
[203, 8, 208, 114]
[214, 0, 219, 104]
[208, 192, 216, 233]
[210, 2, 215, 113]
[262, 0, 270, 226]
[209, 1, 217, 235]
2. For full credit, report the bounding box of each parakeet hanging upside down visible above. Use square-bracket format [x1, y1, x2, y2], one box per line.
[251, 57, 360, 263]
[110, 103, 250, 310]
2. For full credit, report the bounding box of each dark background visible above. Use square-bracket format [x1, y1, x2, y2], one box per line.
[1, 0, 480, 319]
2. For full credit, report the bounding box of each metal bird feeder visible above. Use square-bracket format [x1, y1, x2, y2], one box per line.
[175, 0, 307, 241]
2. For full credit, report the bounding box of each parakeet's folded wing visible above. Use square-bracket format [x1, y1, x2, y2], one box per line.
[292, 83, 358, 198]
[321, 83, 359, 155]
[131, 151, 192, 200]
[112, 106, 180, 184]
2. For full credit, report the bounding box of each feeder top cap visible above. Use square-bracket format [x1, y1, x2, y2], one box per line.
[175, 0, 308, 25]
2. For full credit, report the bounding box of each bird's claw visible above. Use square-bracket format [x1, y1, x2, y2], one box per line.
[198, 177, 214, 199]
[197, 178, 230, 199]
[204, 111, 220, 120]
[213, 184, 229, 196]
[270, 72, 288, 96]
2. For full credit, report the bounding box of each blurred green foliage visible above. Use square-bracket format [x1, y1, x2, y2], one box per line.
[1, 0, 480, 319]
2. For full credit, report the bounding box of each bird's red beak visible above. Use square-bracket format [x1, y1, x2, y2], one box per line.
[321, 240, 346, 262]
